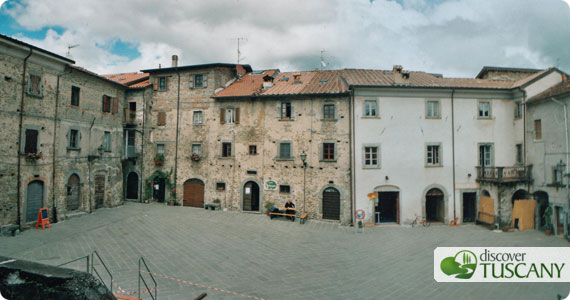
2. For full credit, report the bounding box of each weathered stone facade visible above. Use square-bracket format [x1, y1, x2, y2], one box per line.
[0, 35, 126, 227]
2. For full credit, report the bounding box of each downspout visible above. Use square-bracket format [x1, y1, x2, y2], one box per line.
[520, 88, 529, 195]
[88, 117, 96, 213]
[451, 89, 456, 221]
[16, 48, 33, 230]
[173, 69, 181, 204]
[350, 88, 355, 225]
[140, 88, 147, 203]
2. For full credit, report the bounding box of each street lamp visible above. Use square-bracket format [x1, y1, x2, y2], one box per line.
[301, 151, 307, 213]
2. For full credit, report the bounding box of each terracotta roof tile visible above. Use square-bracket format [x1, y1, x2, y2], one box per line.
[214, 70, 279, 97]
[103, 72, 150, 87]
[129, 79, 151, 88]
[528, 79, 570, 102]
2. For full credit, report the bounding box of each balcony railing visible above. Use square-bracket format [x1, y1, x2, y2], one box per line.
[124, 109, 137, 124]
[476, 165, 532, 183]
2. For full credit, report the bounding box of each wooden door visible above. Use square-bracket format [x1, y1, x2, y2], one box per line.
[243, 182, 253, 211]
[26, 181, 43, 222]
[183, 179, 204, 207]
[479, 195, 494, 224]
[322, 187, 340, 220]
[66, 174, 80, 211]
[94, 174, 105, 208]
[126, 172, 139, 200]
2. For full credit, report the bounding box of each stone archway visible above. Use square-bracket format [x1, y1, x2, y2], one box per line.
[322, 187, 340, 220]
[183, 178, 205, 208]
[426, 188, 445, 222]
[243, 181, 260, 211]
[126, 172, 139, 200]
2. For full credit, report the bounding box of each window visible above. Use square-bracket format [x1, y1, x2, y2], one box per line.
[553, 164, 565, 185]
[26, 74, 42, 97]
[216, 182, 226, 191]
[194, 74, 203, 88]
[24, 129, 38, 153]
[222, 142, 232, 157]
[516, 144, 523, 164]
[157, 112, 166, 126]
[279, 185, 291, 193]
[158, 77, 167, 91]
[426, 144, 441, 166]
[426, 100, 440, 118]
[193, 111, 203, 125]
[226, 108, 235, 124]
[323, 104, 335, 120]
[279, 142, 292, 159]
[192, 144, 202, 155]
[534, 119, 542, 140]
[478, 101, 491, 118]
[249, 145, 257, 155]
[364, 100, 377, 117]
[103, 132, 111, 152]
[363, 146, 379, 168]
[71, 86, 80, 106]
[157, 144, 165, 155]
[69, 129, 79, 149]
[323, 143, 335, 161]
[102, 95, 112, 113]
[479, 144, 493, 167]
[281, 102, 292, 120]
[514, 101, 523, 119]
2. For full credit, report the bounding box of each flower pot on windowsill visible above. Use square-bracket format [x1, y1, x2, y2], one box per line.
[154, 161, 164, 166]
[25, 152, 43, 162]
[191, 153, 201, 162]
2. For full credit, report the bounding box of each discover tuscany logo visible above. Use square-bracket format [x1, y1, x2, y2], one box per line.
[434, 247, 570, 282]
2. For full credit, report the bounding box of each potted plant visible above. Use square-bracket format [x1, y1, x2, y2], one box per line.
[26, 152, 43, 161]
[154, 153, 165, 166]
[542, 206, 553, 236]
[264, 200, 275, 216]
[191, 152, 201, 162]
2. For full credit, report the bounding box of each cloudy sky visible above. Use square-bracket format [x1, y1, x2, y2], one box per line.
[0, 0, 569, 77]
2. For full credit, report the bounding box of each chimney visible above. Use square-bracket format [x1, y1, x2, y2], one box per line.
[392, 65, 409, 85]
[172, 55, 178, 68]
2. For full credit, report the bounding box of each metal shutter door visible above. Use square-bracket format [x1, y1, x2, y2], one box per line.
[26, 181, 44, 222]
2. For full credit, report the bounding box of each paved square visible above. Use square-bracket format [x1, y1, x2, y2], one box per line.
[1, 202, 569, 300]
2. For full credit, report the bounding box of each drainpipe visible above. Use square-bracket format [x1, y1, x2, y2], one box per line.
[87, 117, 97, 213]
[451, 89, 456, 221]
[140, 88, 147, 203]
[173, 68, 181, 204]
[16, 48, 33, 230]
[350, 89, 355, 225]
[520, 88, 530, 195]
[549, 97, 569, 237]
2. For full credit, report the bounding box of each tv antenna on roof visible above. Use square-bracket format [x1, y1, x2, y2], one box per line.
[67, 44, 79, 59]
[320, 49, 327, 70]
[236, 37, 247, 64]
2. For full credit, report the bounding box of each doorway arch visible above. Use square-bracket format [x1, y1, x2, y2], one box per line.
[66, 174, 81, 211]
[425, 188, 445, 222]
[322, 187, 340, 220]
[243, 181, 260, 211]
[511, 189, 529, 205]
[126, 172, 139, 200]
[183, 178, 205, 207]
[26, 180, 44, 222]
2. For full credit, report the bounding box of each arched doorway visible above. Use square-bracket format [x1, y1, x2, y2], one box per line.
[481, 190, 491, 197]
[66, 174, 80, 211]
[243, 181, 260, 211]
[374, 185, 400, 224]
[322, 187, 340, 220]
[126, 172, 139, 200]
[26, 180, 44, 222]
[183, 179, 204, 207]
[511, 189, 529, 205]
[534, 191, 549, 229]
[153, 176, 166, 203]
[426, 188, 444, 222]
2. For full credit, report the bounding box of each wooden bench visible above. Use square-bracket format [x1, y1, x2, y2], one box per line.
[269, 207, 296, 221]
[299, 213, 308, 224]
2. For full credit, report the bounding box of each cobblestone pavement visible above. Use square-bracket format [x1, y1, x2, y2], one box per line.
[1, 202, 569, 300]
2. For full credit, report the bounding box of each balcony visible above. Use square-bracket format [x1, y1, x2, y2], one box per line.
[476, 165, 532, 184]
[124, 109, 137, 125]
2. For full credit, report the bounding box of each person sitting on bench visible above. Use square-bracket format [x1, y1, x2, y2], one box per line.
[285, 200, 295, 221]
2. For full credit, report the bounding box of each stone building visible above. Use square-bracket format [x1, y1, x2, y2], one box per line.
[0, 34, 126, 229]
[525, 78, 570, 237]
[213, 69, 352, 224]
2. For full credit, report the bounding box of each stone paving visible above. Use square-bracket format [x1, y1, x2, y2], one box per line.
[1, 202, 569, 300]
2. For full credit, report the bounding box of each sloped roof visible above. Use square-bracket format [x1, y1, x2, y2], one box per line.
[475, 66, 542, 79]
[103, 72, 149, 86]
[0, 34, 74, 64]
[69, 65, 127, 88]
[214, 69, 348, 98]
[528, 79, 570, 103]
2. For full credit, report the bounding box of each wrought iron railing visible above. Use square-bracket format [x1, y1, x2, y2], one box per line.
[139, 257, 158, 300]
[476, 165, 532, 183]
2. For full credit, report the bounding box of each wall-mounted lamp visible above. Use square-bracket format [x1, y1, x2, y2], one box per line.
[300, 151, 307, 167]
[385, 176, 389, 180]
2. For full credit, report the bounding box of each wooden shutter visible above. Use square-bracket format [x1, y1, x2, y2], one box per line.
[102, 95, 111, 113]
[111, 97, 119, 114]
[153, 77, 158, 91]
[189, 76, 194, 89]
[220, 108, 225, 124]
[157, 112, 166, 126]
[203, 74, 208, 88]
[235, 107, 240, 124]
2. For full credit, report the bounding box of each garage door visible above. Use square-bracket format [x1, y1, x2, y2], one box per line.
[26, 181, 44, 222]
[323, 187, 340, 220]
[184, 179, 204, 208]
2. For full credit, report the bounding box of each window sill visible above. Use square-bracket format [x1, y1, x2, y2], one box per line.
[425, 116, 441, 120]
[67, 147, 81, 151]
[534, 139, 543, 143]
[425, 165, 443, 168]
[361, 116, 380, 119]
[477, 116, 492, 120]
[218, 156, 234, 159]
[26, 93, 43, 99]
[278, 119, 295, 122]
[320, 118, 337, 122]
[320, 159, 337, 163]
[363, 166, 380, 169]
[193, 123, 204, 126]
[514, 116, 522, 120]
[275, 158, 294, 161]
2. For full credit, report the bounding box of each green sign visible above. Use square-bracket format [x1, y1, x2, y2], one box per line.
[265, 181, 277, 190]
[440, 250, 477, 279]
